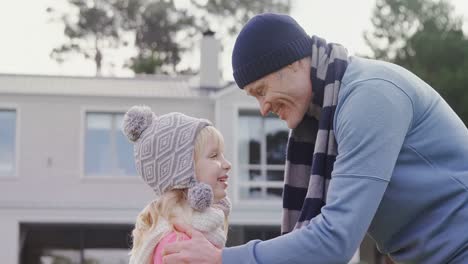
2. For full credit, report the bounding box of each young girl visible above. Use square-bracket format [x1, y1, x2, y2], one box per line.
[122, 106, 232, 264]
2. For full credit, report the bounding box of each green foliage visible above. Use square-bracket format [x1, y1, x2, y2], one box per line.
[128, 52, 164, 74]
[365, 0, 468, 125]
[129, 0, 194, 74]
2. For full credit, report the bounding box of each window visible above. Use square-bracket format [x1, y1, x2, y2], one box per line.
[238, 110, 289, 200]
[0, 110, 16, 177]
[85, 112, 136, 176]
[20, 223, 132, 264]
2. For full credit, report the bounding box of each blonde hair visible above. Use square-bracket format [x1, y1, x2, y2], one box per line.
[130, 189, 192, 255]
[194, 125, 225, 162]
[130, 125, 229, 255]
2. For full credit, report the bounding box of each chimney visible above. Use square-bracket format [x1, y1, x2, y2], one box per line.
[200, 30, 221, 89]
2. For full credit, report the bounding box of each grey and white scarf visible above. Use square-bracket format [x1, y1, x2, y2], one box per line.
[281, 35, 350, 234]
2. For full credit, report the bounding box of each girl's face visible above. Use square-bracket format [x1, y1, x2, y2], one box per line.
[195, 136, 231, 202]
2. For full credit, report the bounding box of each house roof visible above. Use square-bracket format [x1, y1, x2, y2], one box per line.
[0, 73, 234, 99]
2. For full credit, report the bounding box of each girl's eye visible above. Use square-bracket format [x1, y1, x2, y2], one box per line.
[210, 153, 218, 158]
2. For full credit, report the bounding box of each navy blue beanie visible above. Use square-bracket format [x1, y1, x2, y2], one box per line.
[232, 13, 312, 89]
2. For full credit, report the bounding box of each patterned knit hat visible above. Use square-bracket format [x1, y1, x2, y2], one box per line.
[122, 105, 214, 211]
[232, 13, 313, 89]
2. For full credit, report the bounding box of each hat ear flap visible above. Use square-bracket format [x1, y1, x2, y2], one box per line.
[188, 182, 214, 211]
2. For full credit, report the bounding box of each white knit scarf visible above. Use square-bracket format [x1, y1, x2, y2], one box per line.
[129, 207, 227, 264]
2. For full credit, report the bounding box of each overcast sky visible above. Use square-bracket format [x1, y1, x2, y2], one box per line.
[0, 0, 467, 80]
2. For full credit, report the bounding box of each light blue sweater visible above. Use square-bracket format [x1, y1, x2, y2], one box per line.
[223, 57, 468, 263]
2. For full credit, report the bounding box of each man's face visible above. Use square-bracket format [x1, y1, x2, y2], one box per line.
[244, 58, 313, 129]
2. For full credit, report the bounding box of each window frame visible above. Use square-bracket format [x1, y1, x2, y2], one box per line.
[0, 104, 19, 180]
[235, 105, 289, 203]
[79, 106, 139, 181]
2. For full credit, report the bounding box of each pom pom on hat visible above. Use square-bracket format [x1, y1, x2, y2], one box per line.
[122, 105, 154, 142]
[188, 182, 214, 211]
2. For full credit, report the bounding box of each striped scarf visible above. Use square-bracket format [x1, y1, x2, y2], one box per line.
[281, 36, 349, 234]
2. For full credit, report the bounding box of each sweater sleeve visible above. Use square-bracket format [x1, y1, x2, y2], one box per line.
[222, 80, 413, 264]
[153, 231, 191, 264]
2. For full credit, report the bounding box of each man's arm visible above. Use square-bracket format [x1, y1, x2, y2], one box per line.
[223, 176, 389, 263]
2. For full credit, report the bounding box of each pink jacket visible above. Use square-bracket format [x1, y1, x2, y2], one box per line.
[153, 231, 191, 264]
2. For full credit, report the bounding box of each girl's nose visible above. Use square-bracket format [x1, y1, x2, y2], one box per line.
[223, 159, 232, 170]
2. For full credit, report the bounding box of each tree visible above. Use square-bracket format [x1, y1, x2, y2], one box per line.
[129, 0, 291, 74]
[48, 0, 138, 76]
[128, 0, 195, 74]
[365, 0, 468, 124]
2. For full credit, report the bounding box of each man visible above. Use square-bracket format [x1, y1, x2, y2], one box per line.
[163, 13, 468, 263]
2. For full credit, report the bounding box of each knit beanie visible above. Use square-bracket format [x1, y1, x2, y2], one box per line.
[122, 106, 214, 211]
[232, 13, 313, 89]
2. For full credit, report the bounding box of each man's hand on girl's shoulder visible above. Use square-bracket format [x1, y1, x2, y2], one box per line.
[162, 223, 222, 264]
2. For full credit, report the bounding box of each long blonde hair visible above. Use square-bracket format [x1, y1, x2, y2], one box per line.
[130, 189, 192, 255]
[130, 125, 229, 255]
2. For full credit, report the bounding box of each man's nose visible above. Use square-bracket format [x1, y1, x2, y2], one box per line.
[259, 101, 271, 116]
